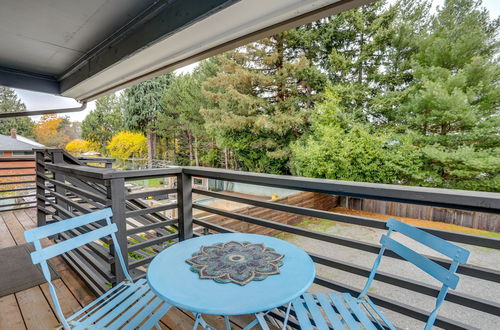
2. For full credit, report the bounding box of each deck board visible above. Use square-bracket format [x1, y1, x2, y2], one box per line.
[0, 208, 278, 329]
[0, 294, 26, 330]
[16, 286, 59, 329]
[0, 215, 16, 248]
[40, 279, 83, 317]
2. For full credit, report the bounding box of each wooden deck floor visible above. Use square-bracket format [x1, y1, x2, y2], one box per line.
[0, 208, 277, 330]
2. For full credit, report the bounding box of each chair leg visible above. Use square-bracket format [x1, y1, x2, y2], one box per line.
[256, 313, 270, 330]
[224, 316, 231, 329]
[193, 313, 216, 330]
[281, 302, 292, 330]
[242, 312, 271, 330]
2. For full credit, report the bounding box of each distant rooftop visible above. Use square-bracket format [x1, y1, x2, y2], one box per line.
[0, 133, 44, 152]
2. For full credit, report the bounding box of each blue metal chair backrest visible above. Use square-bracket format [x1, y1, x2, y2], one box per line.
[359, 218, 470, 330]
[24, 208, 131, 329]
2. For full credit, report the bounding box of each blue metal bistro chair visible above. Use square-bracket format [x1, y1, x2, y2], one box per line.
[291, 218, 470, 330]
[24, 208, 171, 329]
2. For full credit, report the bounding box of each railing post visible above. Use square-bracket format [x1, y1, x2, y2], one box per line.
[108, 177, 127, 283]
[177, 172, 193, 240]
[35, 150, 46, 227]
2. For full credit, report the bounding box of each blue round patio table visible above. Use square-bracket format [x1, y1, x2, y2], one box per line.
[147, 233, 315, 329]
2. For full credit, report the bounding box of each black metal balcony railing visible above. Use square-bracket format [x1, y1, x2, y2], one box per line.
[13, 148, 499, 329]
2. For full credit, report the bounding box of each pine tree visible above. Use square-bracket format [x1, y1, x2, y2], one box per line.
[123, 74, 173, 167]
[202, 32, 326, 174]
[161, 74, 207, 166]
[399, 0, 500, 191]
[0, 87, 34, 138]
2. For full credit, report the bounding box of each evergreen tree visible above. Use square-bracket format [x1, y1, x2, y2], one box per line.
[123, 74, 174, 167]
[81, 94, 123, 151]
[399, 0, 500, 191]
[161, 74, 207, 166]
[202, 33, 326, 173]
[0, 87, 34, 138]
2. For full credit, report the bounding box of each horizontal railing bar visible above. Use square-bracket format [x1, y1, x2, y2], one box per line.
[0, 180, 35, 185]
[192, 189, 500, 249]
[78, 157, 115, 161]
[193, 218, 236, 233]
[59, 252, 106, 296]
[129, 255, 156, 269]
[314, 276, 476, 330]
[38, 194, 75, 218]
[127, 233, 178, 252]
[0, 194, 36, 201]
[125, 188, 177, 200]
[194, 204, 500, 282]
[119, 168, 182, 180]
[125, 199, 180, 237]
[0, 205, 37, 211]
[125, 203, 178, 218]
[0, 157, 35, 162]
[127, 198, 173, 222]
[60, 230, 113, 263]
[126, 219, 178, 235]
[0, 173, 35, 178]
[80, 159, 114, 164]
[47, 188, 94, 215]
[309, 252, 500, 316]
[0, 201, 36, 208]
[51, 213, 113, 257]
[185, 167, 500, 214]
[45, 163, 181, 180]
[0, 187, 35, 193]
[59, 248, 108, 296]
[58, 233, 114, 282]
[125, 214, 176, 238]
[40, 175, 109, 205]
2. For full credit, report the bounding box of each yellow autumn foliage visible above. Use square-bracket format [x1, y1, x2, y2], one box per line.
[65, 139, 100, 156]
[106, 131, 147, 159]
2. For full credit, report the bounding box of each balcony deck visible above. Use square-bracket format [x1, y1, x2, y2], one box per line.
[0, 208, 270, 330]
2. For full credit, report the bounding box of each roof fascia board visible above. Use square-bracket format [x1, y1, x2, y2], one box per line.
[62, 0, 374, 101]
[60, 0, 239, 96]
[0, 66, 59, 95]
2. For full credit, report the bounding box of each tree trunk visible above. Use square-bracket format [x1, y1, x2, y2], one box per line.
[224, 148, 229, 169]
[186, 131, 194, 165]
[194, 135, 199, 166]
[152, 133, 157, 159]
[147, 132, 153, 169]
[358, 31, 364, 84]
[276, 33, 285, 102]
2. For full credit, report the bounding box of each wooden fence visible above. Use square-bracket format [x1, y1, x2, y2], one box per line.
[346, 197, 500, 233]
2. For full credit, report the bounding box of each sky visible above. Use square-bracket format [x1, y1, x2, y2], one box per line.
[13, 0, 500, 122]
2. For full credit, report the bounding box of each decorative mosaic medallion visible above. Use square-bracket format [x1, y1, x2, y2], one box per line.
[186, 241, 284, 285]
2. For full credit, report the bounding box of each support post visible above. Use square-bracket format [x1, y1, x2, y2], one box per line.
[177, 172, 193, 240]
[35, 150, 46, 227]
[108, 177, 127, 283]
